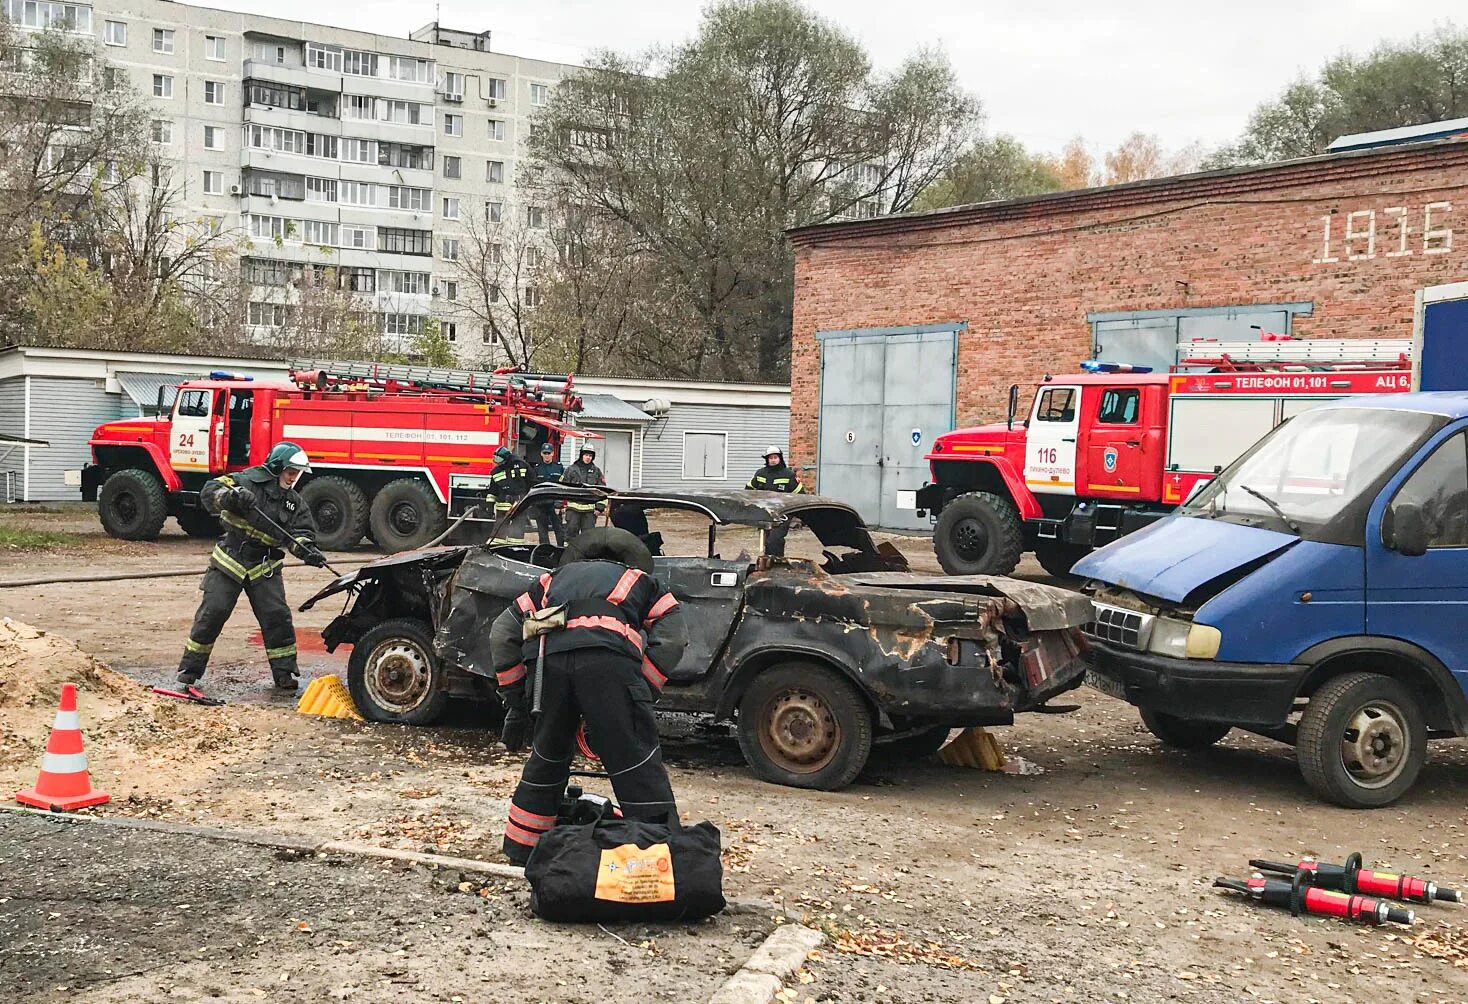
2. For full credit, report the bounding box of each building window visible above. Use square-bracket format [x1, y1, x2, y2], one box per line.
[486, 77, 506, 100]
[344, 94, 374, 119]
[205, 34, 224, 60]
[526, 205, 545, 228]
[441, 71, 464, 98]
[382, 312, 425, 336]
[305, 177, 338, 203]
[682, 431, 727, 480]
[152, 28, 173, 54]
[202, 170, 223, 195]
[340, 181, 374, 206]
[203, 80, 225, 105]
[380, 99, 426, 125]
[305, 133, 338, 159]
[443, 112, 462, 137]
[487, 118, 505, 141]
[253, 41, 287, 64]
[486, 160, 504, 184]
[150, 119, 171, 144]
[248, 301, 289, 328]
[249, 215, 293, 241]
[104, 19, 126, 45]
[203, 125, 224, 150]
[342, 266, 375, 291]
[525, 246, 542, 269]
[387, 185, 430, 211]
[489, 283, 501, 303]
[343, 138, 375, 163]
[441, 197, 459, 220]
[5, 0, 90, 31]
[302, 220, 338, 246]
[306, 42, 343, 72]
[250, 81, 306, 111]
[485, 200, 502, 223]
[442, 321, 457, 342]
[378, 227, 432, 255]
[440, 237, 460, 261]
[342, 49, 377, 76]
[482, 325, 492, 344]
[377, 270, 430, 295]
[153, 74, 173, 98]
[442, 280, 457, 301]
[388, 56, 430, 83]
[380, 143, 432, 171]
[524, 285, 540, 308]
[530, 82, 548, 106]
[341, 225, 375, 250]
[442, 155, 461, 179]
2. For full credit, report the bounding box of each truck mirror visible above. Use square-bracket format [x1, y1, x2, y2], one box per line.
[1007, 384, 1019, 430]
[155, 385, 166, 417]
[1387, 501, 1429, 557]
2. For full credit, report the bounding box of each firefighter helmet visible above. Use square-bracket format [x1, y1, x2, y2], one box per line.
[494, 446, 515, 464]
[578, 444, 596, 461]
[763, 446, 785, 463]
[264, 442, 312, 476]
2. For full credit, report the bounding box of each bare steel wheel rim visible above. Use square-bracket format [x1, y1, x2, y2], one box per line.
[759, 687, 840, 774]
[388, 500, 421, 536]
[1340, 700, 1410, 789]
[365, 638, 431, 713]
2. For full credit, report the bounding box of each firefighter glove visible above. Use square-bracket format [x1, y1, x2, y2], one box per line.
[303, 548, 328, 568]
[228, 487, 256, 513]
[500, 703, 529, 752]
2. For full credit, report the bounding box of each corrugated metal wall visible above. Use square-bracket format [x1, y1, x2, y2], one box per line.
[0, 378, 24, 501]
[24, 378, 126, 501]
[640, 403, 791, 491]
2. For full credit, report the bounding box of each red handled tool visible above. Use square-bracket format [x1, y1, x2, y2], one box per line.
[1252, 852, 1461, 905]
[150, 684, 226, 707]
[1214, 870, 1415, 927]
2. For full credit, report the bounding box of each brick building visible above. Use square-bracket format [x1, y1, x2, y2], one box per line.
[787, 136, 1468, 529]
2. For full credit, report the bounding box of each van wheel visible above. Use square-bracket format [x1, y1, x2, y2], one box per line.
[369, 479, 447, 553]
[934, 492, 1023, 576]
[347, 618, 450, 725]
[737, 662, 873, 790]
[98, 469, 168, 540]
[1034, 540, 1091, 578]
[1140, 709, 1231, 749]
[1297, 672, 1426, 809]
[302, 475, 369, 551]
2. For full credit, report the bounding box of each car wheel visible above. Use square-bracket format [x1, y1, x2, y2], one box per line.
[933, 492, 1024, 576]
[1297, 672, 1426, 809]
[1034, 540, 1091, 579]
[1139, 709, 1231, 749]
[175, 508, 220, 539]
[98, 469, 168, 541]
[878, 724, 953, 759]
[369, 478, 447, 553]
[302, 475, 369, 551]
[736, 662, 873, 790]
[347, 618, 451, 725]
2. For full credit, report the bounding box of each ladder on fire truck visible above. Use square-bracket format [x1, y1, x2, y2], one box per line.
[288, 358, 577, 402]
[1176, 338, 1412, 373]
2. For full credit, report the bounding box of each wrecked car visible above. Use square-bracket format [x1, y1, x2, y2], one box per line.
[301, 485, 1092, 790]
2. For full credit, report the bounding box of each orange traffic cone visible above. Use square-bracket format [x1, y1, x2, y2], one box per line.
[15, 683, 110, 811]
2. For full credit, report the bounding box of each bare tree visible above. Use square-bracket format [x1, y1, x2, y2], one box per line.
[449, 206, 545, 369]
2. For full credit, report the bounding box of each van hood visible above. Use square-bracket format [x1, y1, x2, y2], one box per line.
[1072, 515, 1297, 605]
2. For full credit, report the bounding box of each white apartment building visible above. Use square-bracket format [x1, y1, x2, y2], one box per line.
[5, 0, 575, 358]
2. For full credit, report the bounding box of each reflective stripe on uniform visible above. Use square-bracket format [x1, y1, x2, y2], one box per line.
[264, 643, 297, 660]
[606, 568, 644, 604]
[566, 502, 597, 512]
[509, 806, 556, 831]
[497, 663, 527, 686]
[248, 558, 283, 580]
[503, 820, 544, 848]
[641, 657, 667, 689]
[644, 592, 678, 625]
[515, 593, 536, 615]
[210, 545, 250, 581]
[184, 639, 214, 655]
[564, 615, 643, 650]
[219, 511, 279, 545]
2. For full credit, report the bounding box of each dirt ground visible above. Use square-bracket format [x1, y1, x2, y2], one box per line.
[3, 504, 1468, 1003]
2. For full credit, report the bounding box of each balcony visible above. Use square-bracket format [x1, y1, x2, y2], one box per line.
[242, 59, 318, 90]
[244, 104, 344, 139]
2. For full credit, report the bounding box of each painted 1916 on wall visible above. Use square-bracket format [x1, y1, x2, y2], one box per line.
[1311, 202, 1453, 263]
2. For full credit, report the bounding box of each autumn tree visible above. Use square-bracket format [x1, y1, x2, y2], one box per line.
[912, 135, 1063, 210]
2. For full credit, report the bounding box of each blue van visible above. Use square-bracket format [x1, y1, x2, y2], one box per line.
[1077, 393, 1468, 808]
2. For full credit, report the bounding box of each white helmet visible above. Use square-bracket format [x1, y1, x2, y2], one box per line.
[763, 446, 785, 461]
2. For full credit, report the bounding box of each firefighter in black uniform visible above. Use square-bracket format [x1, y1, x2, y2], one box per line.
[490, 528, 687, 865]
[532, 441, 565, 546]
[559, 444, 606, 541]
[746, 446, 803, 557]
[488, 446, 534, 543]
[177, 442, 325, 691]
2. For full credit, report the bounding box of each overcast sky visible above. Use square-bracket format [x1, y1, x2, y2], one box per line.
[212, 0, 1462, 155]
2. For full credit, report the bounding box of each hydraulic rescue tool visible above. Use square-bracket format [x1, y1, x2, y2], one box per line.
[1214, 871, 1416, 927]
[1251, 852, 1462, 905]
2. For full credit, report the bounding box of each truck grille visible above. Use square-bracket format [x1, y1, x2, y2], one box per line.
[1084, 603, 1154, 650]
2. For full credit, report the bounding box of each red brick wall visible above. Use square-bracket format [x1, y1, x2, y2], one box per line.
[789, 142, 1468, 485]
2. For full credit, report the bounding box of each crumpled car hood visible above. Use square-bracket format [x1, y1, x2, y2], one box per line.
[842, 573, 1093, 631]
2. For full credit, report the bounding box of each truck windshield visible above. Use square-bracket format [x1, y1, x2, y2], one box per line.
[1183, 407, 1441, 538]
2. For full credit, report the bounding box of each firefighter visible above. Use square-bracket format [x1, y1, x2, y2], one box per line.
[490, 527, 687, 865]
[746, 446, 805, 493]
[559, 444, 606, 541]
[488, 446, 533, 543]
[176, 442, 324, 692]
[532, 441, 565, 547]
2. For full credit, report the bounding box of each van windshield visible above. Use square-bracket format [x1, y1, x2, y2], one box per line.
[1183, 407, 1441, 539]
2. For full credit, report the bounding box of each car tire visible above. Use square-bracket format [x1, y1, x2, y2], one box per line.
[98, 469, 168, 541]
[878, 725, 953, 759]
[175, 508, 220, 538]
[736, 661, 873, 790]
[347, 618, 451, 726]
[1297, 672, 1426, 809]
[302, 475, 369, 551]
[1139, 709, 1231, 749]
[933, 491, 1024, 576]
[369, 478, 447, 554]
[1034, 540, 1091, 579]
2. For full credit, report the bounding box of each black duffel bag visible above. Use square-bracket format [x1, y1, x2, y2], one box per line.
[525, 815, 725, 923]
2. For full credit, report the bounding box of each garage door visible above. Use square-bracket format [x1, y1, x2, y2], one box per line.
[817, 327, 958, 531]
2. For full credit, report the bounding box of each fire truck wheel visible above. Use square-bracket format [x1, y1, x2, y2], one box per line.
[1297, 672, 1426, 809]
[736, 661, 873, 790]
[369, 478, 447, 553]
[301, 476, 369, 551]
[1034, 540, 1091, 578]
[98, 469, 168, 541]
[933, 492, 1023, 576]
[175, 508, 220, 538]
[347, 618, 451, 725]
[1139, 709, 1231, 749]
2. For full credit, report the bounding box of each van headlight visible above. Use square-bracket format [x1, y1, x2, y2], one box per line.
[1146, 618, 1222, 659]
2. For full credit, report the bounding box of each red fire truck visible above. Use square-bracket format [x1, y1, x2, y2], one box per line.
[910, 338, 1412, 577]
[82, 359, 594, 552]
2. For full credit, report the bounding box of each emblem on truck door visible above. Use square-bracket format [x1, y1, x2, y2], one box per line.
[1104, 447, 1118, 473]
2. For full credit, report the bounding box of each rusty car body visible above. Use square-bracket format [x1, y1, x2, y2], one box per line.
[301, 485, 1092, 790]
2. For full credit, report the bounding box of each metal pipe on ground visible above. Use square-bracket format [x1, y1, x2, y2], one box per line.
[0, 555, 380, 590]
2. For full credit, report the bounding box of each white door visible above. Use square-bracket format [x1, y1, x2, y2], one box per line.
[598, 429, 634, 490]
[1025, 384, 1081, 495]
[170, 388, 215, 473]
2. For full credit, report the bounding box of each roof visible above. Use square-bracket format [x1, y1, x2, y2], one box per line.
[1328, 117, 1468, 153]
[579, 393, 652, 423]
[1318, 392, 1468, 417]
[787, 136, 1468, 247]
[1056, 374, 1172, 386]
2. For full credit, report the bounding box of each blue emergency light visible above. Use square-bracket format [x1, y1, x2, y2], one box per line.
[1080, 361, 1153, 374]
[207, 371, 254, 380]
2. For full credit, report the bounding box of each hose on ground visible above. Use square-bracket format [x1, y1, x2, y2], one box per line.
[0, 555, 381, 590]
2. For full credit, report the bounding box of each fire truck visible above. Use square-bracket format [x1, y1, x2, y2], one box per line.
[910, 338, 1413, 577]
[82, 359, 594, 552]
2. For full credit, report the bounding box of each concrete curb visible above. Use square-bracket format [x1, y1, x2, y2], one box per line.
[708, 923, 824, 1004]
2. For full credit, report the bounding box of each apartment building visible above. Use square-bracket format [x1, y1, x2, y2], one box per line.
[7, 0, 577, 357]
